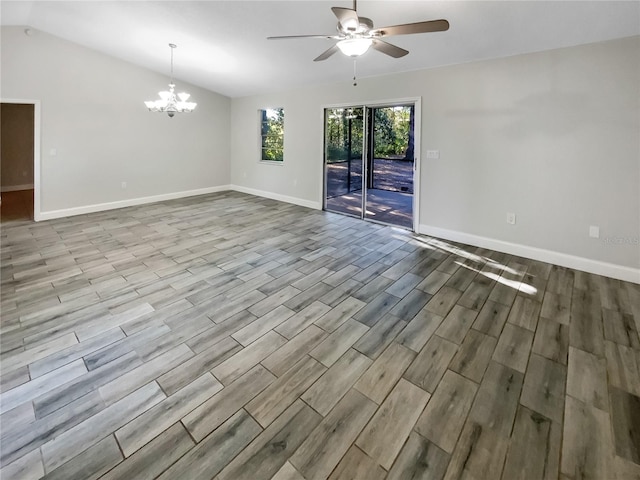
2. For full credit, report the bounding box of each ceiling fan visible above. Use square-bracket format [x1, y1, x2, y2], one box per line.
[267, 0, 449, 61]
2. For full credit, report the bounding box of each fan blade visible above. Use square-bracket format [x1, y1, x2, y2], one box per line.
[370, 19, 449, 37]
[331, 7, 360, 31]
[314, 44, 340, 62]
[268, 34, 338, 40]
[371, 39, 409, 58]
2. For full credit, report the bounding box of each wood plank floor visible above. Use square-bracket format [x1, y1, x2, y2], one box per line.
[1, 191, 639, 480]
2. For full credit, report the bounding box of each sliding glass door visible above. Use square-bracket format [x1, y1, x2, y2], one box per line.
[324, 103, 415, 230]
[324, 107, 365, 218]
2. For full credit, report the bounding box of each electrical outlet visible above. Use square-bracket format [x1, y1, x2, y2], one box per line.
[506, 212, 516, 225]
[293, 179, 298, 186]
[589, 225, 600, 238]
[426, 150, 440, 159]
[121, 181, 127, 190]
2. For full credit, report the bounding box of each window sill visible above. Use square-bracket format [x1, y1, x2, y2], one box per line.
[259, 160, 284, 166]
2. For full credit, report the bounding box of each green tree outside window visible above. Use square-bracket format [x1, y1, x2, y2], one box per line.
[260, 108, 284, 162]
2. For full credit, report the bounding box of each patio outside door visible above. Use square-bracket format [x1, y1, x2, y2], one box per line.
[323, 103, 415, 230]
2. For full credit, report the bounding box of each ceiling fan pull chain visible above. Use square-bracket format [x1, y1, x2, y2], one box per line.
[353, 59, 358, 86]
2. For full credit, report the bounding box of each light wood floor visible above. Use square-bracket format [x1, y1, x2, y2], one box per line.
[1, 191, 638, 480]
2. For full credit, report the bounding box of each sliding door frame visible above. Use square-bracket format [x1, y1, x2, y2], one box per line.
[321, 97, 421, 232]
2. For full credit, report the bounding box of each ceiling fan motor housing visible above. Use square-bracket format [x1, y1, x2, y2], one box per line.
[338, 16, 374, 35]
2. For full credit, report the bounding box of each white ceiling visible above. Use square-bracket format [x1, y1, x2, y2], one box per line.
[2, 1, 639, 98]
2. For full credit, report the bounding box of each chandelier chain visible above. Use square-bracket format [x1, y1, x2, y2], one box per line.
[169, 43, 175, 85]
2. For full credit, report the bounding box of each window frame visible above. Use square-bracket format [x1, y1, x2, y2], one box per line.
[259, 107, 285, 164]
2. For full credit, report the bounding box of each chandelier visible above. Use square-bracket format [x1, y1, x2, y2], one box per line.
[145, 43, 196, 118]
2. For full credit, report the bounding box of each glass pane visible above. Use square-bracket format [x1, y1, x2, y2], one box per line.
[364, 105, 414, 229]
[262, 148, 283, 162]
[262, 135, 283, 149]
[324, 107, 364, 218]
[260, 108, 284, 162]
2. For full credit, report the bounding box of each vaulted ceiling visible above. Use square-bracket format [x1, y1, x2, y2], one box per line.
[2, 1, 639, 97]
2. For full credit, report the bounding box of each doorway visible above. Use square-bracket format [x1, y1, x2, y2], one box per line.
[1, 101, 39, 223]
[323, 101, 418, 230]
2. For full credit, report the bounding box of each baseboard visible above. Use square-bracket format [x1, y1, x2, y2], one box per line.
[36, 184, 320, 222]
[38, 185, 232, 221]
[36, 187, 637, 283]
[230, 185, 322, 210]
[419, 224, 640, 284]
[1, 184, 34, 192]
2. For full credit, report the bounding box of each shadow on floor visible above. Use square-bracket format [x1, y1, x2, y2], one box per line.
[326, 188, 413, 229]
[326, 158, 413, 229]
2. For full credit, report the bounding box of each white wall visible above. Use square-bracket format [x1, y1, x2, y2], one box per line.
[1, 26, 231, 215]
[230, 36, 640, 277]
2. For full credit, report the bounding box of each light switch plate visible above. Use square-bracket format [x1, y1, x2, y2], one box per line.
[426, 150, 440, 159]
[589, 225, 600, 238]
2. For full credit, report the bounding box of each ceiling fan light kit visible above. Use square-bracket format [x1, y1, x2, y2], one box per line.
[145, 43, 197, 118]
[267, 0, 449, 63]
[337, 38, 372, 57]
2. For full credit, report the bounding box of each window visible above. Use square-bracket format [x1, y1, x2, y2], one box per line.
[260, 108, 284, 162]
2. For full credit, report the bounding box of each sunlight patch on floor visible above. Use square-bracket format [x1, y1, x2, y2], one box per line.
[457, 261, 537, 296]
